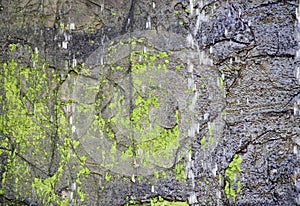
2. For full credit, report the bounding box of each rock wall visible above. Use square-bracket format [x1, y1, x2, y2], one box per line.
[0, 0, 299, 205]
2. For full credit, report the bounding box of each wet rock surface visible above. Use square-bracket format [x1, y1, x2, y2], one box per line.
[0, 0, 299, 205]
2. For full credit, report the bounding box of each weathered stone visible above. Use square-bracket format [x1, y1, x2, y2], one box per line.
[0, 0, 299, 205]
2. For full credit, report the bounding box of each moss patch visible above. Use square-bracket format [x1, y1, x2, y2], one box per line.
[0, 44, 90, 205]
[224, 154, 242, 201]
[91, 37, 182, 174]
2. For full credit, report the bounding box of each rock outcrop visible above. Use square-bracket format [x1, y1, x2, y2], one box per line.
[0, 0, 299, 205]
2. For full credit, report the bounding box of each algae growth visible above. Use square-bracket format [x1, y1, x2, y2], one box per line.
[0, 44, 90, 205]
[71, 34, 194, 177]
[91, 37, 181, 170]
[224, 154, 242, 201]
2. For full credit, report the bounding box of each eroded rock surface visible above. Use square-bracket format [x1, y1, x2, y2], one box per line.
[0, 0, 299, 205]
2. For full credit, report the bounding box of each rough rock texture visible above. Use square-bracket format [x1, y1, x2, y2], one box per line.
[0, 0, 299, 205]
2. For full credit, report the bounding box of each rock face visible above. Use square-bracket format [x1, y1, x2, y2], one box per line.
[0, 0, 299, 205]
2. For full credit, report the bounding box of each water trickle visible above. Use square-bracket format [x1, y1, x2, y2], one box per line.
[188, 191, 198, 204]
[152, 1, 155, 9]
[100, 3, 104, 12]
[71, 182, 76, 191]
[294, 145, 298, 155]
[72, 125, 76, 133]
[216, 190, 221, 205]
[187, 33, 194, 48]
[248, 20, 252, 27]
[100, 55, 104, 65]
[238, 9, 242, 18]
[294, 3, 300, 117]
[228, 11, 231, 18]
[224, 28, 228, 36]
[146, 16, 151, 29]
[62, 41, 68, 49]
[203, 113, 209, 120]
[184, 6, 225, 202]
[189, 0, 194, 16]
[296, 67, 300, 84]
[72, 56, 77, 68]
[128, 18, 131, 26]
[188, 170, 195, 188]
[193, 2, 209, 36]
[294, 100, 300, 116]
[69, 191, 73, 201]
[151, 185, 155, 193]
[297, 5, 300, 23]
[297, 51, 300, 59]
[69, 23, 75, 30]
[211, 163, 218, 176]
[294, 3, 300, 205]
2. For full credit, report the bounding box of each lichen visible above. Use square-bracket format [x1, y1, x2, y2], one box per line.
[90, 37, 183, 177]
[200, 136, 206, 149]
[150, 196, 188, 206]
[174, 161, 186, 181]
[0, 44, 90, 205]
[224, 154, 242, 201]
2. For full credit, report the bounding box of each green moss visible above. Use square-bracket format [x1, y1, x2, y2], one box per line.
[0, 45, 90, 205]
[200, 136, 206, 149]
[111, 11, 117, 16]
[224, 154, 242, 201]
[217, 76, 224, 90]
[221, 110, 226, 118]
[174, 162, 185, 181]
[161, 171, 167, 179]
[105, 172, 112, 181]
[9, 43, 17, 51]
[154, 171, 159, 179]
[219, 174, 222, 184]
[110, 141, 117, 162]
[130, 92, 160, 131]
[96, 38, 183, 176]
[158, 51, 168, 58]
[59, 22, 65, 29]
[150, 196, 188, 206]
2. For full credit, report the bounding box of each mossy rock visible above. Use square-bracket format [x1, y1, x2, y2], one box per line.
[59, 31, 224, 177]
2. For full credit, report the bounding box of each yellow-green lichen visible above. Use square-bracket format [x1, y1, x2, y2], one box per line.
[0, 44, 90, 205]
[94, 37, 183, 175]
[174, 162, 185, 181]
[224, 154, 242, 201]
[200, 136, 206, 149]
[150, 196, 188, 206]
